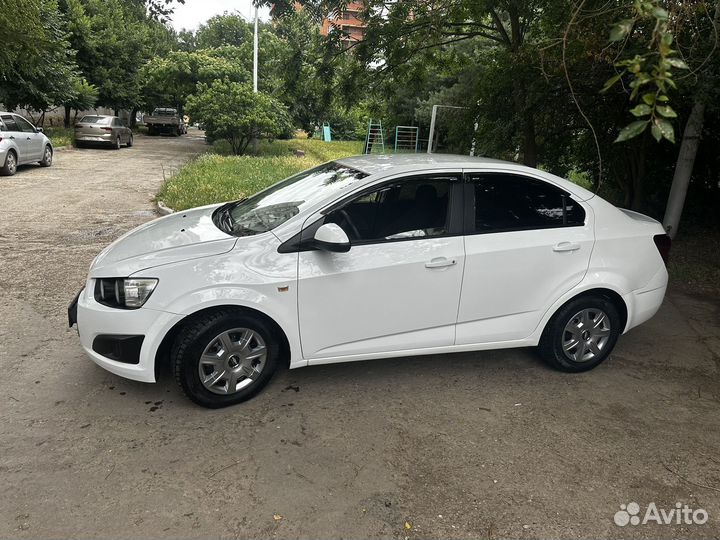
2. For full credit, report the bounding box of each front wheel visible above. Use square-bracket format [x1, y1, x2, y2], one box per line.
[172, 310, 280, 408]
[537, 295, 622, 372]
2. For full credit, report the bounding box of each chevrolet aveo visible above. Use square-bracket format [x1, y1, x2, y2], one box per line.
[69, 155, 670, 408]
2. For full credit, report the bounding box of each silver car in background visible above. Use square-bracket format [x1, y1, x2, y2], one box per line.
[74, 115, 133, 149]
[0, 112, 53, 176]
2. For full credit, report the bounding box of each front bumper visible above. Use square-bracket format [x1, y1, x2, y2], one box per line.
[73, 284, 182, 383]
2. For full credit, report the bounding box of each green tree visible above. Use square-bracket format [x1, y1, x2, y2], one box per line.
[195, 12, 253, 48]
[0, 0, 79, 116]
[139, 49, 251, 113]
[186, 81, 292, 154]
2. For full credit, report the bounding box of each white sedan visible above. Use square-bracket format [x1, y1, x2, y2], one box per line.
[69, 155, 669, 408]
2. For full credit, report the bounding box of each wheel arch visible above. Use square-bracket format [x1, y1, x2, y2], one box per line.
[154, 304, 292, 380]
[544, 287, 628, 336]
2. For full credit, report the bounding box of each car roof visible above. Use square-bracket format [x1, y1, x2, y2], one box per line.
[335, 153, 509, 175]
[334, 153, 594, 200]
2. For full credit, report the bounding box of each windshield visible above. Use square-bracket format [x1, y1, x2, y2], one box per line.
[153, 109, 177, 116]
[79, 116, 109, 124]
[213, 162, 368, 237]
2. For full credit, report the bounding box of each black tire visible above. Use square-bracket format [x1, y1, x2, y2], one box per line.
[1, 150, 17, 176]
[537, 295, 622, 372]
[127, 134, 133, 147]
[39, 145, 53, 167]
[172, 309, 280, 408]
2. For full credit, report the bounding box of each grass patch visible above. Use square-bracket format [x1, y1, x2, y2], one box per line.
[157, 138, 364, 211]
[44, 127, 73, 148]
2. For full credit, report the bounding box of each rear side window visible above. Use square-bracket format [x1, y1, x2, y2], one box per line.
[14, 116, 36, 133]
[469, 173, 585, 233]
[1, 114, 19, 131]
[325, 175, 456, 243]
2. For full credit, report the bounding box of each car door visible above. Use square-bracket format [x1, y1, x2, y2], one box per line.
[297, 173, 465, 360]
[456, 171, 594, 344]
[13, 115, 43, 161]
[0, 114, 27, 162]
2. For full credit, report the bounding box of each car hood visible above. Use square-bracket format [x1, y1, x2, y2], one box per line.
[90, 204, 237, 277]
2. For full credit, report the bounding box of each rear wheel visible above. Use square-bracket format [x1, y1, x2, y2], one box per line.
[114, 136, 121, 150]
[1, 150, 17, 176]
[126, 134, 133, 147]
[39, 145, 53, 167]
[538, 295, 622, 372]
[172, 310, 280, 408]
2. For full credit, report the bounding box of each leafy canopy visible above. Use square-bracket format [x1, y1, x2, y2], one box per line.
[186, 81, 293, 155]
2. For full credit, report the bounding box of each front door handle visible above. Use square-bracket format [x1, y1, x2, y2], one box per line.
[26, 137, 31, 140]
[425, 257, 457, 269]
[9, 136, 14, 139]
[553, 241, 581, 252]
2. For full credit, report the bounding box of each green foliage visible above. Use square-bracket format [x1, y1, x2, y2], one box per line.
[604, 0, 689, 143]
[44, 127, 74, 147]
[185, 81, 293, 155]
[195, 13, 253, 48]
[157, 139, 364, 210]
[0, 0, 79, 112]
[63, 78, 99, 111]
[140, 49, 250, 112]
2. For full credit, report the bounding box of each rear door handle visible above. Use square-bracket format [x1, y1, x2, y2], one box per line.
[425, 257, 457, 269]
[553, 241, 581, 252]
[9, 136, 14, 139]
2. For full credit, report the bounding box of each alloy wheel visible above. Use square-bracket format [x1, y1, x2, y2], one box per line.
[44, 147, 52, 165]
[561, 308, 611, 362]
[198, 328, 267, 395]
[7, 153, 16, 174]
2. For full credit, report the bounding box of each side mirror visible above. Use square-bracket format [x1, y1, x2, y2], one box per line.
[313, 223, 350, 253]
[35, 127, 43, 133]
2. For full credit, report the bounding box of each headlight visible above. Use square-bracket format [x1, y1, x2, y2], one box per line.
[94, 278, 158, 309]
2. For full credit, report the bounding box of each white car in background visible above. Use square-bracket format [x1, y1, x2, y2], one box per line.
[69, 154, 670, 408]
[0, 112, 53, 175]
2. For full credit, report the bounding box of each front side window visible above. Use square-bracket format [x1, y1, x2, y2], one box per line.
[469, 173, 585, 233]
[215, 162, 369, 237]
[325, 175, 455, 243]
[13, 116, 35, 133]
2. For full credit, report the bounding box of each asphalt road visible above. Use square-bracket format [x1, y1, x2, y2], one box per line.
[1, 131, 719, 539]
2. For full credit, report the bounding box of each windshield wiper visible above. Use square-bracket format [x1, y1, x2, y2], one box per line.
[213, 202, 236, 234]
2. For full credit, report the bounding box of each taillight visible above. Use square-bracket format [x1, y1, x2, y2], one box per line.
[101, 127, 113, 132]
[75, 124, 82, 128]
[653, 233, 671, 265]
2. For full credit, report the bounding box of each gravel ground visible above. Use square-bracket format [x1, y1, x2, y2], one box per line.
[1, 132, 719, 539]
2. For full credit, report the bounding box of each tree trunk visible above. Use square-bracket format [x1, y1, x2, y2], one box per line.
[662, 0, 718, 237]
[130, 108, 138, 129]
[663, 101, 705, 238]
[64, 106, 71, 128]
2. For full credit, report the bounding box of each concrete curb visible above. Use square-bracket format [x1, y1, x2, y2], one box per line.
[155, 200, 175, 215]
[53, 145, 70, 152]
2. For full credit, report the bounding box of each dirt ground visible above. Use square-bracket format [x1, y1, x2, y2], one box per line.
[1, 131, 719, 539]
